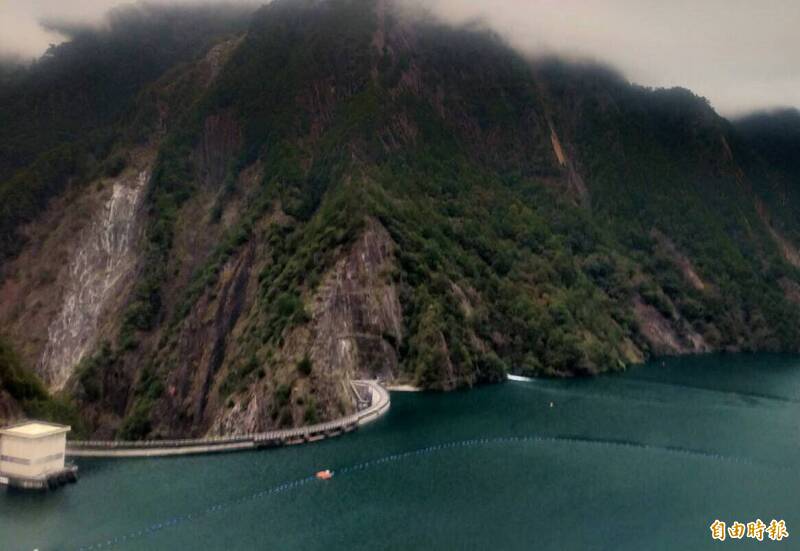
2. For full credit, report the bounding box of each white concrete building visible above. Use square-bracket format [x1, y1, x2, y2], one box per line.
[0, 421, 75, 489]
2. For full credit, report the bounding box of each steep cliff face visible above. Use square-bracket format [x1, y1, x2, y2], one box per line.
[309, 218, 402, 382]
[632, 297, 710, 356]
[208, 217, 402, 436]
[0, 0, 799, 438]
[40, 166, 149, 390]
[0, 148, 153, 385]
[157, 236, 260, 436]
[0, 28, 253, 436]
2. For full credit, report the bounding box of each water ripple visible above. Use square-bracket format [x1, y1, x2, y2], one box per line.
[72, 434, 782, 551]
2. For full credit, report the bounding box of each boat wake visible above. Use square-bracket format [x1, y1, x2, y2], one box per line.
[509, 373, 800, 407]
[506, 374, 536, 382]
[618, 377, 800, 405]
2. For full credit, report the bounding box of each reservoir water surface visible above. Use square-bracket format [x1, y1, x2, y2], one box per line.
[2, 354, 799, 550]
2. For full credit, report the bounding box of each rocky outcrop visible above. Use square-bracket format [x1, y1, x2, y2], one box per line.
[159, 239, 257, 435]
[548, 122, 590, 207]
[308, 218, 402, 381]
[3, 1, 800, 440]
[0, 148, 155, 392]
[196, 111, 243, 188]
[780, 278, 800, 305]
[210, 391, 266, 436]
[651, 229, 708, 292]
[208, 218, 402, 436]
[755, 199, 800, 268]
[39, 167, 150, 390]
[201, 36, 246, 87]
[633, 296, 709, 356]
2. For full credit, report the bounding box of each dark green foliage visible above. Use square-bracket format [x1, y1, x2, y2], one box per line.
[277, 293, 305, 319]
[114, 4, 800, 399]
[117, 402, 153, 441]
[735, 109, 800, 245]
[117, 364, 164, 440]
[303, 398, 318, 424]
[562, 75, 800, 351]
[274, 384, 292, 407]
[360, 102, 639, 381]
[103, 153, 127, 178]
[0, 145, 81, 263]
[219, 355, 261, 398]
[0, 337, 48, 403]
[3, 0, 800, 416]
[297, 355, 313, 377]
[638, 281, 674, 319]
[254, 185, 366, 346]
[0, 337, 85, 433]
[0, 4, 252, 266]
[76, 341, 117, 403]
[120, 122, 203, 342]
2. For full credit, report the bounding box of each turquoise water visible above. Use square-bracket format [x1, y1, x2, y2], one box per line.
[2, 354, 799, 550]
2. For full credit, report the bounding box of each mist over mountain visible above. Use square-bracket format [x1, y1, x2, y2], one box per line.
[0, 0, 798, 439]
[3, 0, 800, 115]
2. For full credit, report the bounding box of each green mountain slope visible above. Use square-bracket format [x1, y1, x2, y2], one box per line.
[0, 4, 253, 265]
[0, 0, 798, 437]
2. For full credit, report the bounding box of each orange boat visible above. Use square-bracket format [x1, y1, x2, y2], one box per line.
[316, 469, 333, 480]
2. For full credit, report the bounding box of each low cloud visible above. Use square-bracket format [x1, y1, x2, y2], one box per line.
[423, 0, 800, 116]
[1, 0, 798, 115]
[0, 1, 257, 59]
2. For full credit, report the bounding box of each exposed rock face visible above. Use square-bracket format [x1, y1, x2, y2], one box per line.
[651, 229, 708, 292]
[633, 297, 709, 356]
[201, 36, 246, 86]
[210, 392, 266, 436]
[2, 1, 800, 441]
[196, 111, 243, 187]
[159, 239, 258, 435]
[550, 126, 567, 167]
[780, 278, 800, 305]
[309, 218, 402, 381]
[207, 218, 402, 436]
[548, 122, 590, 207]
[755, 199, 800, 268]
[39, 168, 149, 390]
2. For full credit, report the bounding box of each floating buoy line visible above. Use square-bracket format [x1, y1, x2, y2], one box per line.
[72, 434, 785, 551]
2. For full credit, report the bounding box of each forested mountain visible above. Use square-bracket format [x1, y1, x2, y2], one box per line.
[1, 0, 798, 439]
[0, 3, 253, 262]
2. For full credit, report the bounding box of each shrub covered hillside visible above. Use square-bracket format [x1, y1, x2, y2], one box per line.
[0, 0, 798, 438]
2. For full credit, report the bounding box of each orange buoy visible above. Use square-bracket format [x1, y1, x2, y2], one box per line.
[316, 469, 333, 480]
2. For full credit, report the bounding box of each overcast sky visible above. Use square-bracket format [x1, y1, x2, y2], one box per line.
[1, 0, 798, 116]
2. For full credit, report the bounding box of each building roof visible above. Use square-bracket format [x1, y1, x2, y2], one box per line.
[0, 421, 70, 439]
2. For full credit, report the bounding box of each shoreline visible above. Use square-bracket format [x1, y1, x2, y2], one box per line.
[66, 380, 390, 459]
